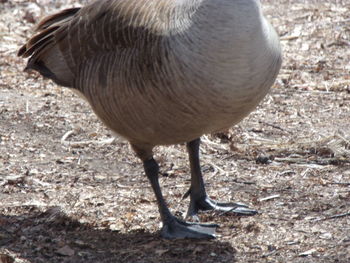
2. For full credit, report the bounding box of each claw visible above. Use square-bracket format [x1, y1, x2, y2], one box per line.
[187, 195, 258, 218]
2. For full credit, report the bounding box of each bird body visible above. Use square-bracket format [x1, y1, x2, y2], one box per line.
[19, 0, 281, 151]
[19, 0, 282, 239]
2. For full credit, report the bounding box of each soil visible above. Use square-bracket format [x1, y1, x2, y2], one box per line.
[0, 0, 349, 262]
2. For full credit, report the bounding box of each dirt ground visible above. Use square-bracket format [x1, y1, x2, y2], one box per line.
[0, 0, 349, 262]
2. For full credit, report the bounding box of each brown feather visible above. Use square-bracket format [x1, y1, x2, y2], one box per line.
[35, 7, 80, 31]
[20, 30, 56, 58]
[18, 7, 80, 87]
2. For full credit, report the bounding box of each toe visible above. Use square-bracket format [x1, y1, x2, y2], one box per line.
[161, 218, 217, 239]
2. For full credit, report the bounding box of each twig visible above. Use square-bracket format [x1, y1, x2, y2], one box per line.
[262, 250, 278, 258]
[232, 179, 256, 185]
[274, 157, 307, 164]
[314, 212, 350, 222]
[324, 212, 350, 220]
[280, 35, 299, 41]
[62, 138, 115, 147]
[61, 130, 115, 147]
[328, 182, 350, 186]
[61, 130, 75, 144]
[298, 249, 317, 257]
[258, 120, 288, 132]
[259, 194, 280, 202]
[201, 135, 228, 151]
[26, 99, 29, 113]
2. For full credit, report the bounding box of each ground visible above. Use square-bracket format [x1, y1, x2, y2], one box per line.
[0, 0, 349, 262]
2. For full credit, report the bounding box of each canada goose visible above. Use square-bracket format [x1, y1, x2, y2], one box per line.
[18, 0, 282, 239]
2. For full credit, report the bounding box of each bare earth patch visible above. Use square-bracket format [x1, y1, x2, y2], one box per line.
[0, 0, 349, 262]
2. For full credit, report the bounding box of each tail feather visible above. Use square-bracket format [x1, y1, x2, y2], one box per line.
[18, 27, 57, 58]
[18, 7, 80, 87]
[35, 7, 80, 31]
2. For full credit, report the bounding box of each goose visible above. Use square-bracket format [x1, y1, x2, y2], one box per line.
[18, 0, 282, 239]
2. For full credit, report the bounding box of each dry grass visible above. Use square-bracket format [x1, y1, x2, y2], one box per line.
[1, 0, 349, 262]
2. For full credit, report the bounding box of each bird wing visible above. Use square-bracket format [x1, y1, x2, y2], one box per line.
[18, 0, 166, 87]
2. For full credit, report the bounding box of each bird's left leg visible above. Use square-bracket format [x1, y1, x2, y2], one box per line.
[185, 138, 258, 219]
[131, 143, 217, 239]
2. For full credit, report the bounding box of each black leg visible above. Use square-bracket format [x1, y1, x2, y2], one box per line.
[185, 138, 258, 218]
[143, 158, 172, 222]
[143, 158, 217, 239]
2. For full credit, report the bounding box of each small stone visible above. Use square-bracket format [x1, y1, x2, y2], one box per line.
[56, 245, 75, 257]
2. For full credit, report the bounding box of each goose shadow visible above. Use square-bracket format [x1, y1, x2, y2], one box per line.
[0, 206, 236, 263]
